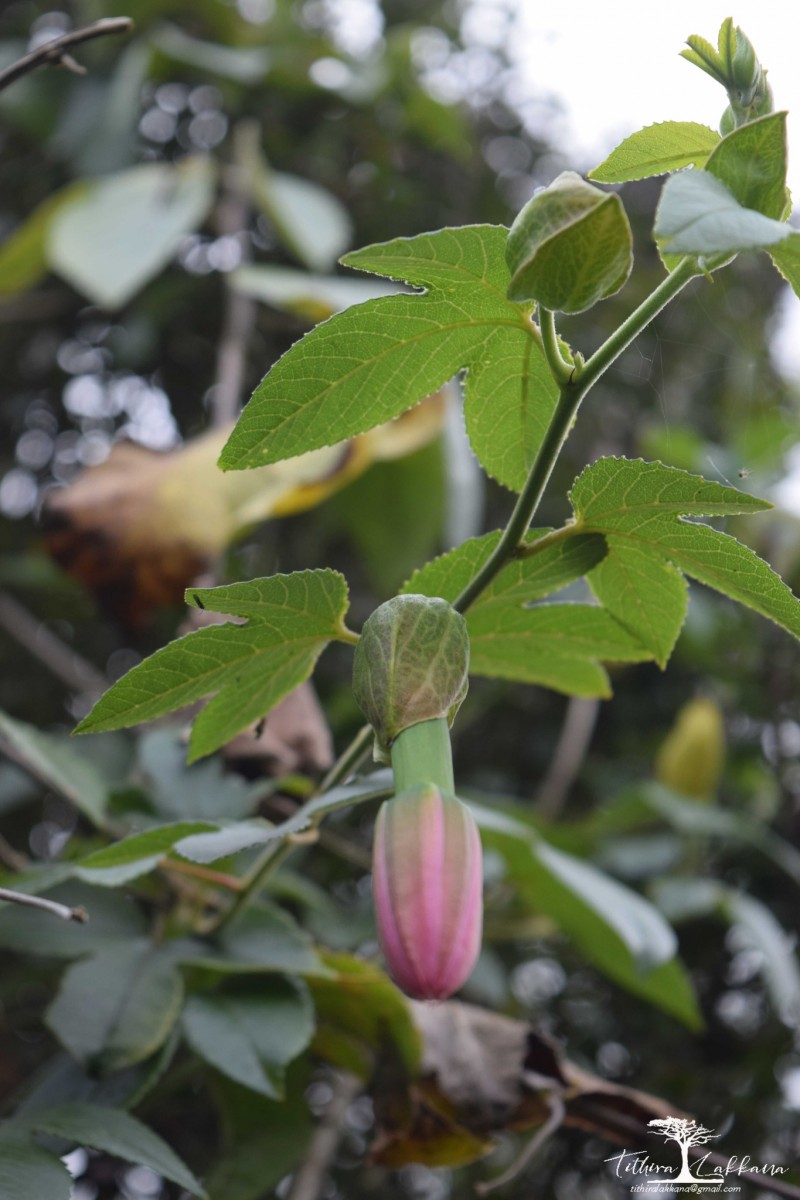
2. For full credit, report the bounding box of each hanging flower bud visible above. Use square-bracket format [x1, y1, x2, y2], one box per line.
[372, 784, 483, 1001]
[353, 594, 469, 758]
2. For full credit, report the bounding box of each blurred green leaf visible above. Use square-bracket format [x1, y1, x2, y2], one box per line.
[46, 940, 184, 1072]
[0, 882, 145, 957]
[175, 772, 392, 862]
[0, 181, 88, 298]
[0, 709, 110, 828]
[333, 437, 446, 593]
[48, 156, 215, 309]
[29, 1102, 206, 1197]
[206, 1077, 313, 1200]
[722, 890, 800, 1024]
[770, 230, 800, 299]
[254, 167, 353, 272]
[232, 264, 396, 320]
[309, 952, 422, 1077]
[182, 978, 314, 1098]
[471, 802, 702, 1028]
[654, 877, 800, 1024]
[181, 904, 328, 977]
[137, 728, 266, 821]
[0, 1136, 72, 1200]
[153, 23, 271, 83]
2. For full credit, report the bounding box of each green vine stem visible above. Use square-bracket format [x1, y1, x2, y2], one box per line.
[538, 307, 575, 386]
[452, 255, 697, 613]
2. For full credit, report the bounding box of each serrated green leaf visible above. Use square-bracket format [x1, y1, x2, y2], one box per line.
[466, 602, 652, 697]
[182, 980, 314, 1098]
[589, 122, 720, 183]
[571, 457, 800, 651]
[219, 226, 558, 492]
[404, 528, 639, 696]
[29, 1103, 206, 1197]
[75, 571, 350, 762]
[654, 170, 790, 256]
[704, 112, 788, 219]
[0, 709, 109, 828]
[471, 802, 701, 1027]
[586, 537, 688, 666]
[0, 1136, 73, 1200]
[571, 457, 770, 524]
[403, 528, 606, 605]
[48, 157, 215, 310]
[46, 940, 184, 1072]
[769, 231, 800, 299]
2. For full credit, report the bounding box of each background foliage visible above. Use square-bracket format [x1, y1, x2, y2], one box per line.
[1, 2, 800, 1198]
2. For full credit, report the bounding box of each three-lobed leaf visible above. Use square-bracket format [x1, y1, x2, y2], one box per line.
[589, 122, 720, 184]
[571, 457, 800, 658]
[75, 571, 351, 762]
[219, 225, 559, 492]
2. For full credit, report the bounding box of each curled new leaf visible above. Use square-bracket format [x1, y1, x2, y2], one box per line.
[505, 172, 633, 313]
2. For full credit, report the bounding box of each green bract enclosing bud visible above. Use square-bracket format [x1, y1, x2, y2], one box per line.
[505, 171, 633, 315]
[353, 594, 469, 756]
[730, 29, 758, 95]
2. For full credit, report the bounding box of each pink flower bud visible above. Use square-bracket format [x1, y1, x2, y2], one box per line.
[372, 784, 483, 1001]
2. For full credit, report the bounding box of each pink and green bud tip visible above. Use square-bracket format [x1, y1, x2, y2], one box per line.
[372, 784, 483, 1001]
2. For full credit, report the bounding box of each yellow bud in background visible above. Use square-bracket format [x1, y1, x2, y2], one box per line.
[655, 698, 726, 801]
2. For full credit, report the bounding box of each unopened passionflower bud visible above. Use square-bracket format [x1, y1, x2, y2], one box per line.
[372, 784, 483, 1001]
[353, 594, 469, 758]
